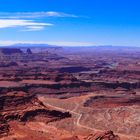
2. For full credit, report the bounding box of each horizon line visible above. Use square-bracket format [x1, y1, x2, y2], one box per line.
[0, 41, 139, 47]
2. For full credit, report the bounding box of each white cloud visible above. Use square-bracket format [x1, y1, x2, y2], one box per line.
[0, 11, 78, 19]
[45, 11, 78, 18]
[22, 26, 45, 31]
[0, 19, 53, 31]
[0, 11, 80, 31]
[0, 11, 78, 31]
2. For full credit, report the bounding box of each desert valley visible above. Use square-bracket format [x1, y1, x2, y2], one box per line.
[0, 46, 139, 140]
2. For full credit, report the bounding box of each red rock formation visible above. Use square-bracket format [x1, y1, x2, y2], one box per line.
[0, 115, 9, 136]
[62, 136, 80, 140]
[85, 131, 120, 140]
[0, 91, 71, 138]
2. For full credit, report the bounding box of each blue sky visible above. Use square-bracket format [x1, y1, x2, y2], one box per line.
[0, 0, 140, 46]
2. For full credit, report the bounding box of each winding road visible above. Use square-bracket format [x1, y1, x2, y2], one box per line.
[39, 97, 140, 140]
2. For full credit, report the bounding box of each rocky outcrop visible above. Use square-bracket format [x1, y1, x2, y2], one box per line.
[0, 91, 71, 137]
[62, 136, 80, 140]
[84, 95, 140, 108]
[85, 131, 120, 140]
[0, 48, 23, 55]
[62, 131, 120, 140]
[0, 91, 36, 111]
[0, 62, 18, 67]
[0, 115, 9, 136]
[26, 48, 32, 54]
[59, 66, 91, 73]
[99, 82, 140, 89]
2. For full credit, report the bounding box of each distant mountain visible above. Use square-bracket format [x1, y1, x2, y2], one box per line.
[0, 43, 139, 49]
[0, 43, 62, 49]
[13, 43, 50, 47]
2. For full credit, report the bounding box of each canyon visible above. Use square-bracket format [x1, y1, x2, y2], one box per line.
[0, 46, 139, 140]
